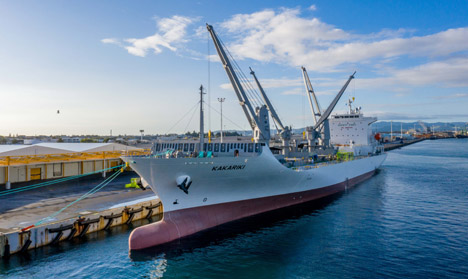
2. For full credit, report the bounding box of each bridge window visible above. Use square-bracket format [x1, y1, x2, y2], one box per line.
[221, 143, 226, 152]
[183, 144, 188, 152]
[248, 143, 253, 152]
[190, 143, 194, 152]
[207, 143, 212, 151]
[214, 143, 219, 152]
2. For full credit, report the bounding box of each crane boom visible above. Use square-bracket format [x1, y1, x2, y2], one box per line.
[301, 66, 322, 125]
[249, 67, 285, 131]
[206, 24, 270, 142]
[206, 24, 256, 130]
[314, 72, 356, 130]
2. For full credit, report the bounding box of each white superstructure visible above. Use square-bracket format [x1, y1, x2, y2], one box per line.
[330, 99, 379, 156]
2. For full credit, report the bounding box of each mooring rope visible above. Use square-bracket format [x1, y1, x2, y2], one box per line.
[0, 164, 125, 196]
[34, 167, 124, 227]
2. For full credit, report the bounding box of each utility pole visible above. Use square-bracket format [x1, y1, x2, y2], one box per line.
[400, 122, 403, 139]
[218, 97, 225, 143]
[140, 130, 144, 141]
[390, 120, 393, 142]
[200, 85, 206, 151]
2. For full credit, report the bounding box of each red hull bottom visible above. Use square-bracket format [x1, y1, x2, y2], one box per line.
[129, 170, 375, 250]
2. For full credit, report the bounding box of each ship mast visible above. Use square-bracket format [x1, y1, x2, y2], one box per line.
[206, 24, 270, 143]
[199, 85, 206, 152]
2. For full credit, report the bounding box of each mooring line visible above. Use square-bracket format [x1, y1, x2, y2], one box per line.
[33, 168, 124, 227]
[0, 164, 125, 196]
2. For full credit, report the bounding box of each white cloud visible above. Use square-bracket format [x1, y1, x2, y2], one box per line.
[103, 15, 195, 57]
[101, 38, 119, 44]
[281, 88, 303, 95]
[347, 57, 468, 89]
[219, 8, 468, 72]
[308, 4, 317, 11]
[393, 57, 468, 87]
[433, 93, 468, 100]
[220, 77, 302, 90]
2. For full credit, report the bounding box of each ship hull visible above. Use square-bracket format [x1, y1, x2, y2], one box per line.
[124, 149, 386, 251]
[128, 169, 375, 250]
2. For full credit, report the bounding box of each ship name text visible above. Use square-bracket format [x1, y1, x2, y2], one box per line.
[212, 165, 246, 171]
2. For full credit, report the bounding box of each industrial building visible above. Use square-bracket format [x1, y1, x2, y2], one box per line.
[0, 143, 148, 189]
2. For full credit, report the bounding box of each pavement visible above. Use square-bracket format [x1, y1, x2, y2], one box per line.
[0, 171, 158, 232]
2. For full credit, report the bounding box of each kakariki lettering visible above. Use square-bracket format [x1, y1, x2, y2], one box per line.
[212, 165, 246, 171]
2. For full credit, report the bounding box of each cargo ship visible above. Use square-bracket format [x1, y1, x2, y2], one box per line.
[122, 24, 386, 251]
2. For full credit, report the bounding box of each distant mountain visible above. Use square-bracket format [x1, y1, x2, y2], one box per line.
[282, 121, 468, 134]
[371, 121, 468, 133]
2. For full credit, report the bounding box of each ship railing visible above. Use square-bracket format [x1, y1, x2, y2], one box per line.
[291, 153, 376, 171]
[147, 148, 262, 159]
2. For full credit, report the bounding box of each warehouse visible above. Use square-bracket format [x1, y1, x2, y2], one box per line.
[0, 143, 148, 189]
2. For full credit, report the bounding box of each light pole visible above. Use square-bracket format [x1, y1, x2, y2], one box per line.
[140, 130, 144, 141]
[218, 98, 225, 143]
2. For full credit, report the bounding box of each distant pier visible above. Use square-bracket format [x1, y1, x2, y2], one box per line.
[383, 138, 425, 151]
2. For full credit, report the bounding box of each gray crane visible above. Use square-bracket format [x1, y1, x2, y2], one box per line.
[207, 24, 270, 143]
[250, 67, 291, 154]
[301, 66, 322, 125]
[303, 70, 356, 149]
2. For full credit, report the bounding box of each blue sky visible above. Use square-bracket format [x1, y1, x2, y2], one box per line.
[1, 0, 468, 136]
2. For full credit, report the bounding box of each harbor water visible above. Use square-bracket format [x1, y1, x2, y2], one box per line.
[1, 138, 467, 278]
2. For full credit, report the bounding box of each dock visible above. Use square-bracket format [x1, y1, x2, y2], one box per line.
[383, 138, 425, 151]
[0, 173, 162, 258]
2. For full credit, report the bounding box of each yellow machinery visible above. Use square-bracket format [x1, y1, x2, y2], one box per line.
[125, 178, 140, 188]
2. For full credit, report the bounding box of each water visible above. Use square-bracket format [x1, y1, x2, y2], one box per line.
[2, 138, 468, 278]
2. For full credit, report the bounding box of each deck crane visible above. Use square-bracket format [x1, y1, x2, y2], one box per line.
[250, 67, 292, 154]
[304, 71, 356, 148]
[206, 24, 271, 143]
[301, 66, 322, 125]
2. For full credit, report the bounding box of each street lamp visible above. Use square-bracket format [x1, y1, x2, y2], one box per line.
[217, 98, 225, 143]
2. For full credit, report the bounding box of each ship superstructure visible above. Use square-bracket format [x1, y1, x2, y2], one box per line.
[329, 98, 381, 156]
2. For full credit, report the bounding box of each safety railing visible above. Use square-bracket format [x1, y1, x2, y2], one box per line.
[290, 154, 376, 171]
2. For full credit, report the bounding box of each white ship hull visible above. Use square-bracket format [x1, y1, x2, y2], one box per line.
[123, 148, 386, 250]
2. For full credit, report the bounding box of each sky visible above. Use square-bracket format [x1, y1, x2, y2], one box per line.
[1, 0, 468, 136]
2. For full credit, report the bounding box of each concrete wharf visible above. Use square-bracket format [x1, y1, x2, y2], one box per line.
[0, 172, 162, 258]
[383, 138, 425, 151]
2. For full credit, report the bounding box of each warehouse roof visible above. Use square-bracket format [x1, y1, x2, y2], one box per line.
[35, 143, 139, 153]
[0, 143, 140, 157]
[0, 145, 71, 156]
